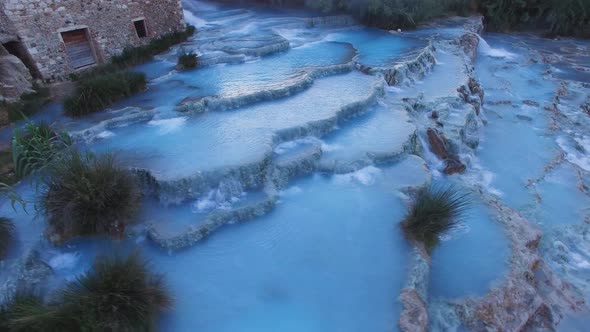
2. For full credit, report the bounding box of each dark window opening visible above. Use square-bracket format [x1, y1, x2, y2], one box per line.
[134, 20, 147, 38]
[2, 41, 41, 79]
[61, 28, 96, 69]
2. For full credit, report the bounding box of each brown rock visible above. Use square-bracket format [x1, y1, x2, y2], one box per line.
[444, 158, 466, 175]
[399, 289, 428, 332]
[0, 54, 33, 102]
[426, 128, 466, 175]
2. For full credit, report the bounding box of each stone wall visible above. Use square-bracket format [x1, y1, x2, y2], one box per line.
[1, 0, 185, 81]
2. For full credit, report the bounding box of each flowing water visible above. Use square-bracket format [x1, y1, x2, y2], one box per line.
[1, 1, 590, 331]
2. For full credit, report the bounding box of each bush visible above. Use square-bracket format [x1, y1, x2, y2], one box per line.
[0, 254, 171, 331]
[12, 122, 72, 179]
[0, 217, 14, 258]
[41, 151, 141, 241]
[57, 252, 172, 331]
[177, 51, 199, 69]
[0, 290, 78, 331]
[63, 70, 147, 116]
[401, 185, 470, 252]
[479, 0, 590, 37]
[64, 25, 195, 117]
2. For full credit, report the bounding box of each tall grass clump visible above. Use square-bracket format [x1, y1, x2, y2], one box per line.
[63, 70, 146, 116]
[177, 50, 199, 69]
[12, 122, 72, 179]
[401, 185, 470, 253]
[57, 252, 172, 331]
[41, 151, 140, 242]
[0, 217, 14, 258]
[64, 25, 195, 117]
[0, 254, 171, 331]
[0, 290, 78, 331]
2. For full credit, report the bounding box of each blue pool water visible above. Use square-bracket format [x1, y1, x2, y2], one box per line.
[2, 1, 590, 331]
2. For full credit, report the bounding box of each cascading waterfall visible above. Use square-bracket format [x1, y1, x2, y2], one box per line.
[0, 1, 589, 331]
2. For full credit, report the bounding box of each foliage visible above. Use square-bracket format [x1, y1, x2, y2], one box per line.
[0, 254, 171, 331]
[545, 0, 590, 37]
[0, 85, 51, 123]
[401, 185, 470, 252]
[40, 151, 141, 241]
[64, 25, 195, 116]
[0, 217, 14, 258]
[111, 25, 196, 68]
[63, 70, 147, 116]
[57, 252, 172, 331]
[246, 0, 589, 36]
[177, 50, 199, 69]
[11, 122, 72, 179]
[478, 0, 590, 36]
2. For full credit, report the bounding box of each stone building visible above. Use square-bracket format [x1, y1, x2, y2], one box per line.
[0, 0, 186, 87]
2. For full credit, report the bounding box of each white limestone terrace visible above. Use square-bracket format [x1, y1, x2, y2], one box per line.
[1, 1, 590, 332]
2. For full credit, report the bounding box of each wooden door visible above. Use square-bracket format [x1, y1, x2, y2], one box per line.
[61, 29, 96, 69]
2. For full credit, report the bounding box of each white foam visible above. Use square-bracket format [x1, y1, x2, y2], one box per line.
[48, 252, 80, 271]
[557, 136, 590, 171]
[333, 166, 382, 186]
[321, 142, 342, 152]
[96, 130, 115, 139]
[571, 252, 590, 269]
[478, 36, 516, 59]
[274, 137, 320, 154]
[148, 117, 188, 135]
[280, 186, 303, 197]
[183, 9, 208, 28]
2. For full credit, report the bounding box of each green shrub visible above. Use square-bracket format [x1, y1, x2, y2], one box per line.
[57, 252, 172, 331]
[177, 51, 199, 69]
[11, 122, 72, 179]
[0, 254, 171, 331]
[63, 70, 147, 116]
[545, 0, 590, 37]
[0, 290, 75, 331]
[64, 25, 195, 116]
[41, 151, 141, 241]
[0, 217, 14, 258]
[401, 185, 470, 252]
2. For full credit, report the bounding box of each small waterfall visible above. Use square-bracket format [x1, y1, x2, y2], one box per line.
[476, 34, 516, 58]
[417, 134, 445, 176]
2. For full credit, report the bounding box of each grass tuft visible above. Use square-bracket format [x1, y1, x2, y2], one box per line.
[177, 50, 199, 69]
[11, 122, 72, 179]
[64, 25, 195, 116]
[41, 151, 140, 241]
[0, 253, 171, 331]
[57, 252, 172, 331]
[0, 217, 14, 258]
[401, 185, 470, 253]
[63, 70, 147, 116]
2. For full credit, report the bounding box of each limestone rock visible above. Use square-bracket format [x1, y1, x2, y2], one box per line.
[460, 33, 479, 60]
[0, 54, 33, 102]
[399, 289, 429, 332]
[461, 112, 480, 149]
[426, 128, 466, 175]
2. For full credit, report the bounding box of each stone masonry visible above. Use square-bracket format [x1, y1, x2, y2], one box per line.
[0, 0, 186, 81]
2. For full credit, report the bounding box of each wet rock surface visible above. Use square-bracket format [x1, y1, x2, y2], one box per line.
[0, 54, 33, 102]
[426, 128, 466, 175]
[1, 2, 589, 331]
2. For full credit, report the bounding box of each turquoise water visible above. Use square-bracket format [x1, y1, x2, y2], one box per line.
[1, 1, 589, 331]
